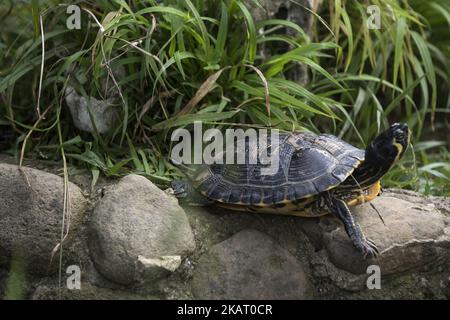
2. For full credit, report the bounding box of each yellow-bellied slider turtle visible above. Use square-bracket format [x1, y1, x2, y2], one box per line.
[172, 123, 410, 258]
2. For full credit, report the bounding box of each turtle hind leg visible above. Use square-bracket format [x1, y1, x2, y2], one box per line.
[327, 196, 379, 259]
[171, 180, 212, 206]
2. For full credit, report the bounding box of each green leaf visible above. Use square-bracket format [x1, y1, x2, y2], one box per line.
[411, 31, 437, 125]
[31, 0, 40, 37]
[236, 1, 257, 63]
[393, 17, 407, 87]
[215, 2, 229, 61]
[127, 135, 144, 171]
[152, 111, 240, 130]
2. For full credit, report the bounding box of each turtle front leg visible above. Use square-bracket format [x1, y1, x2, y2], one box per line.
[327, 196, 379, 259]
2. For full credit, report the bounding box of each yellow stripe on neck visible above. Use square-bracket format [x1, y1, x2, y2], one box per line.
[346, 180, 381, 207]
[392, 138, 404, 162]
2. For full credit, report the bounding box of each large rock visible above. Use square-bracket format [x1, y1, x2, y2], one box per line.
[64, 65, 124, 134]
[301, 192, 450, 278]
[65, 86, 117, 134]
[0, 163, 87, 275]
[88, 174, 195, 286]
[192, 229, 311, 299]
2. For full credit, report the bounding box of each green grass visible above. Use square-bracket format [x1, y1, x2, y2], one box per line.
[3, 250, 27, 300]
[314, 0, 450, 194]
[0, 0, 449, 195]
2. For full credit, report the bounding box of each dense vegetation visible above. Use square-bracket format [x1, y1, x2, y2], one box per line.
[0, 0, 449, 195]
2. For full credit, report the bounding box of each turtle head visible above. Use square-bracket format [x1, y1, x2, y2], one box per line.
[366, 123, 410, 164]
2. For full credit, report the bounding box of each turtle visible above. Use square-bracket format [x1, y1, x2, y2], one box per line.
[171, 123, 410, 258]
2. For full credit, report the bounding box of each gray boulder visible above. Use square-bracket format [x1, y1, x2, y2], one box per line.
[301, 192, 450, 278]
[64, 65, 125, 134]
[192, 229, 311, 299]
[65, 86, 117, 134]
[0, 163, 87, 275]
[88, 174, 195, 286]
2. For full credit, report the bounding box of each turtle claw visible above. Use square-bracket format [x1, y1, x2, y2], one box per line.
[328, 197, 381, 260]
[359, 238, 379, 259]
[171, 180, 188, 198]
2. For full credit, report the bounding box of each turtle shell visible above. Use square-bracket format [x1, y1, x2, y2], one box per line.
[191, 131, 365, 205]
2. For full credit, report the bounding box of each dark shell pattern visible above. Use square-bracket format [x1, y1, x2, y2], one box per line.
[193, 132, 365, 205]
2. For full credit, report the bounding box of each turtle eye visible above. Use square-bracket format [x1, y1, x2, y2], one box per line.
[394, 130, 404, 140]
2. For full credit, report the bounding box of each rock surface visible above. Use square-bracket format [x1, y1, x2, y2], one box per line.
[31, 283, 157, 300]
[65, 86, 117, 134]
[88, 174, 195, 285]
[301, 192, 450, 289]
[0, 163, 87, 275]
[1, 157, 448, 300]
[64, 65, 125, 134]
[192, 229, 311, 299]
